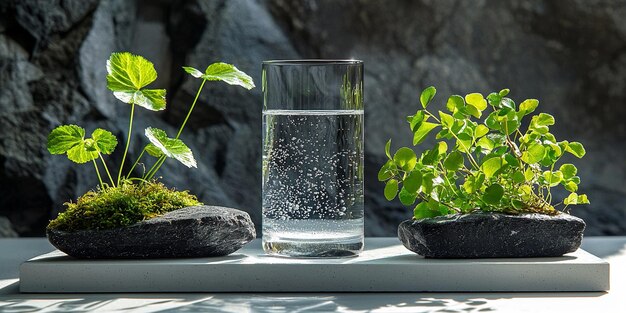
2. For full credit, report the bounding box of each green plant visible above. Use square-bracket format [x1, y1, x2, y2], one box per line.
[46, 53, 254, 230]
[378, 86, 589, 219]
[48, 181, 201, 231]
[47, 52, 254, 188]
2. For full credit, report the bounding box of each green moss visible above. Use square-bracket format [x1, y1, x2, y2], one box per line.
[48, 181, 201, 232]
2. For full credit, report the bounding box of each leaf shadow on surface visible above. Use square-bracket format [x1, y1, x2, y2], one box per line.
[0, 291, 607, 313]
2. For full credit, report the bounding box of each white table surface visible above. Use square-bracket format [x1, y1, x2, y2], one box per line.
[1, 237, 625, 313]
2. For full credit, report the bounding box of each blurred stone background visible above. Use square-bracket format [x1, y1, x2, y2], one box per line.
[1, 0, 625, 237]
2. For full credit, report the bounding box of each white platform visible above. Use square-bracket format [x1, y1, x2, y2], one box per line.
[19, 238, 609, 293]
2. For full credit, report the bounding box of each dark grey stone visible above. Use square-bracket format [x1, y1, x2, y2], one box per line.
[398, 213, 586, 258]
[46, 205, 256, 259]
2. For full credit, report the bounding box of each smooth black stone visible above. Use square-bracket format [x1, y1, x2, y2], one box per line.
[398, 213, 585, 258]
[47, 205, 256, 259]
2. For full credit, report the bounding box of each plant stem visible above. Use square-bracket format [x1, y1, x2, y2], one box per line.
[176, 79, 207, 139]
[143, 156, 159, 180]
[92, 159, 105, 189]
[438, 163, 460, 198]
[118, 103, 136, 185]
[98, 153, 115, 187]
[127, 147, 146, 178]
[146, 79, 208, 179]
[143, 157, 158, 180]
[146, 156, 166, 181]
[127, 177, 149, 184]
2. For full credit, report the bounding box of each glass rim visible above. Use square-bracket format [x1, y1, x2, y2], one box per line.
[262, 59, 363, 66]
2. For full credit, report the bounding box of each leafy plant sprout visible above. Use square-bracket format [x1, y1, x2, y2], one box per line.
[378, 86, 589, 219]
[47, 52, 255, 190]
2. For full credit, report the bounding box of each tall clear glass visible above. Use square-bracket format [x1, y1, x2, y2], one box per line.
[262, 60, 364, 257]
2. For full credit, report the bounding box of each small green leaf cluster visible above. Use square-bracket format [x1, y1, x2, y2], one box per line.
[46, 52, 254, 230]
[47, 52, 255, 190]
[47, 181, 201, 232]
[48, 126, 117, 164]
[379, 86, 589, 219]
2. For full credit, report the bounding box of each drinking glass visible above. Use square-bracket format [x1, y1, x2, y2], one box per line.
[262, 60, 364, 257]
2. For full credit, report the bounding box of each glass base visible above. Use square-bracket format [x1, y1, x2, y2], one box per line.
[263, 236, 364, 258]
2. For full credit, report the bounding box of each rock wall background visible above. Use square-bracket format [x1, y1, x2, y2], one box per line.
[1, 0, 625, 237]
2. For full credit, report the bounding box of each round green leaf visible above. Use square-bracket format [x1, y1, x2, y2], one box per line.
[481, 156, 503, 179]
[475, 124, 489, 138]
[393, 147, 417, 171]
[404, 171, 423, 193]
[421, 148, 438, 166]
[47, 125, 85, 154]
[543, 171, 563, 187]
[439, 111, 454, 128]
[66, 142, 98, 164]
[462, 176, 475, 194]
[485, 111, 500, 130]
[465, 93, 487, 110]
[465, 103, 481, 119]
[106, 52, 166, 111]
[500, 98, 515, 110]
[399, 187, 417, 206]
[421, 173, 435, 194]
[414, 202, 439, 219]
[384, 179, 399, 201]
[564, 181, 578, 192]
[483, 184, 504, 205]
[413, 122, 439, 145]
[184, 63, 255, 90]
[512, 170, 526, 183]
[521, 143, 546, 164]
[145, 127, 197, 168]
[107, 52, 157, 90]
[377, 160, 395, 181]
[487, 92, 502, 107]
[443, 151, 464, 171]
[519, 99, 539, 115]
[504, 153, 520, 167]
[91, 128, 117, 155]
[564, 192, 579, 205]
[536, 113, 555, 126]
[420, 86, 436, 109]
[477, 136, 494, 153]
[409, 111, 426, 132]
[446, 95, 464, 113]
[462, 173, 484, 194]
[145, 143, 164, 158]
[529, 115, 550, 134]
[559, 164, 577, 179]
[565, 142, 586, 158]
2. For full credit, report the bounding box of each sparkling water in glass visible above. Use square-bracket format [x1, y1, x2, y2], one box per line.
[262, 60, 364, 257]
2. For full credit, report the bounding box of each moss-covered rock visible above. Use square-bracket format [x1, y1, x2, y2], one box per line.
[47, 205, 256, 258]
[48, 181, 201, 232]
